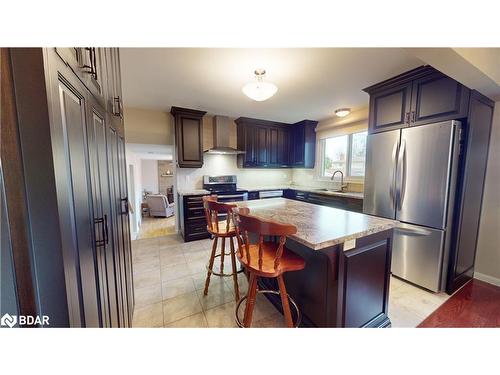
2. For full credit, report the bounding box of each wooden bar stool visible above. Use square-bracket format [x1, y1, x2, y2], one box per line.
[233, 208, 305, 328]
[202, 196, 240, 302]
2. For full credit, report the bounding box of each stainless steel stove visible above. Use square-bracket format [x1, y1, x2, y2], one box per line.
[203, 175, 248, 202]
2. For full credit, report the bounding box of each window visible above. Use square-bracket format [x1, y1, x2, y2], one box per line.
[321, 131, 367, 178]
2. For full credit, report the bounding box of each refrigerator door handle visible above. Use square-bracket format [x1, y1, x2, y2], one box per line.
[394, 226, 432, 237]
[395, 139, 406, 210]
[400, 140, 407, 209]
[389, 140, 399, 208]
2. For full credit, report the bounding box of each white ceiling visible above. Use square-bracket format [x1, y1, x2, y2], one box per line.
[120, 48, 423, 123]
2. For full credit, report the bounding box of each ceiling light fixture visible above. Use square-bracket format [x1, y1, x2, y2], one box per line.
[335, 108, 351, 117]
[242, 69, 278, 102]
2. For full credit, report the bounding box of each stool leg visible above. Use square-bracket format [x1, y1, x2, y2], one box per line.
[229, 237, 240, 302]
[277, 275, 294, 328]
[243, 273, 258, 328]
[220, 237, 226, 274]
[203, 236, 219, 296]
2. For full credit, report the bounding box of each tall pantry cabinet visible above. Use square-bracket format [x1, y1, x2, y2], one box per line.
[6, 48, 133, 327]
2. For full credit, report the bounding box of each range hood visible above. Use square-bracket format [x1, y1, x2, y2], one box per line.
[204, 116, 245, 155]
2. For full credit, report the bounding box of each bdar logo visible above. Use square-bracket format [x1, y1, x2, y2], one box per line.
[1, 313, 17, 328]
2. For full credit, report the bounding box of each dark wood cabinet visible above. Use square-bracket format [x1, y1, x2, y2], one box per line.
[236, 117, 315, 169]
[55, 47, 107, 107]
[291, 120, 317, 168]
[447, 91, 495, 294]
[255, 125, 269, 167]
[285, 190, 363, 213]
[179, 194, 210, 242]
[410, 71, 469, 126]
[368, 81, 412, 133]
[6, 48, 133, 327]
[171, 107, 206, 168]
[365, 65, 494, 295]
[365, 66, 470, 134]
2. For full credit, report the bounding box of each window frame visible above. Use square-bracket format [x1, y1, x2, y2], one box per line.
[317, 131, 367, 182]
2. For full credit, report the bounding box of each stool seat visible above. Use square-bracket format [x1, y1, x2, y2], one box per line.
[238, 242, 305, 277]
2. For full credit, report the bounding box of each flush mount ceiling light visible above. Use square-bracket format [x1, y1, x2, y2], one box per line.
[335, 108, 351, 117]
[242, 69, 278, 102]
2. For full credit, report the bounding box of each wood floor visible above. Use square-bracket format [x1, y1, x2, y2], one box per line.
[418, 279, 500, 328]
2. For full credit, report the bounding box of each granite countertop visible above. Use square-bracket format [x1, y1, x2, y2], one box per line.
[233, 198, 395, 250]
[177, 185, 364, 200]
[177, 189, 210, 196]
[240, 185, 364, 200]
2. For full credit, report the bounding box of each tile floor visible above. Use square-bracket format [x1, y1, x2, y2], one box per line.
[136, 216, 176, 239]
[131, 234, 450, 328]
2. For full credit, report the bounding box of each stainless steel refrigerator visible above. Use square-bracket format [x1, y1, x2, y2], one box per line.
[363, 120, 462, 292]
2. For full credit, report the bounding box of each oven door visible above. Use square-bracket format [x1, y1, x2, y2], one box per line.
[216, 192, 248, 203]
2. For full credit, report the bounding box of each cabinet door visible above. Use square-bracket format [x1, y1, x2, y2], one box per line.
[47, 69, 101, 327]
[368, 81, 412, 133]
[118, 136, 134, 325]
[172, 107, 206, 168]
[107, 127, 129, 327]
[447, 92, 494, 294]
[55, 47, 106, 105]
[85, 98, 120, 328]
[410, 72, 469, 126]
[268, 127, 279, 166]
[255, 125, 269, 167]
[108, 49, 123, 118]
[243, 125, 257, 166]
[291, 125, 305, 166]
[85, 47, 106, 105]
[237, 123, 257, 167]
[177, 115, 203, 167]
[277, 127, 290, 167]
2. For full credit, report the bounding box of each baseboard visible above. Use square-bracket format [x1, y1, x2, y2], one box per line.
[474, 272, 500, 287]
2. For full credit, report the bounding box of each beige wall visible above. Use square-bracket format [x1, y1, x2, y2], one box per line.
[124, 107, 174, 145]
[475, 102, 500, 285]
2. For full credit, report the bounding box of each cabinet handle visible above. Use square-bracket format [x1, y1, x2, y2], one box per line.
[104, 214, 109, 245]
[94, 217, 106, 247]
[113, 96, 123, 118]
[81, 48, 97, 79]
[121, 197, 129, 215]
[410, 111, 416, 124]
[405, 112, 410, 125]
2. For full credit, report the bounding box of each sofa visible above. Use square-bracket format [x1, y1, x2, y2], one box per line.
[145, 194, 175, 218]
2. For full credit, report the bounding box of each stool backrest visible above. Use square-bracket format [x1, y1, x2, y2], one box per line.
[233, 207, 297, 270]
[203, 195, 236, 234]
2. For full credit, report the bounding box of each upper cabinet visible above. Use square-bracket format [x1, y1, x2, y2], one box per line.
[171, 107, 207, 168]
[364, 66, 470, 134]
[410, 71, 469, 126]
[236, 117, 317, 169]
[368, 81, 413, 133]
[290, 120, 317, 168]
[55, 48, 107, 106]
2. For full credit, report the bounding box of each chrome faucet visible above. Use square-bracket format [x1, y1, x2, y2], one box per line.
[331, 170, 344, 191]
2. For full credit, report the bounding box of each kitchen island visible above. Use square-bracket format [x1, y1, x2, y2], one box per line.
[233, 198, 397, 327]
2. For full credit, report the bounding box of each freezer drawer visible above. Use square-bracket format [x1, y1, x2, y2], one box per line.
[391, 223, 446, 292]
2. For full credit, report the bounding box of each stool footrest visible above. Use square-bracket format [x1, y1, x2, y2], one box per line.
[235, 289, 301, 328]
